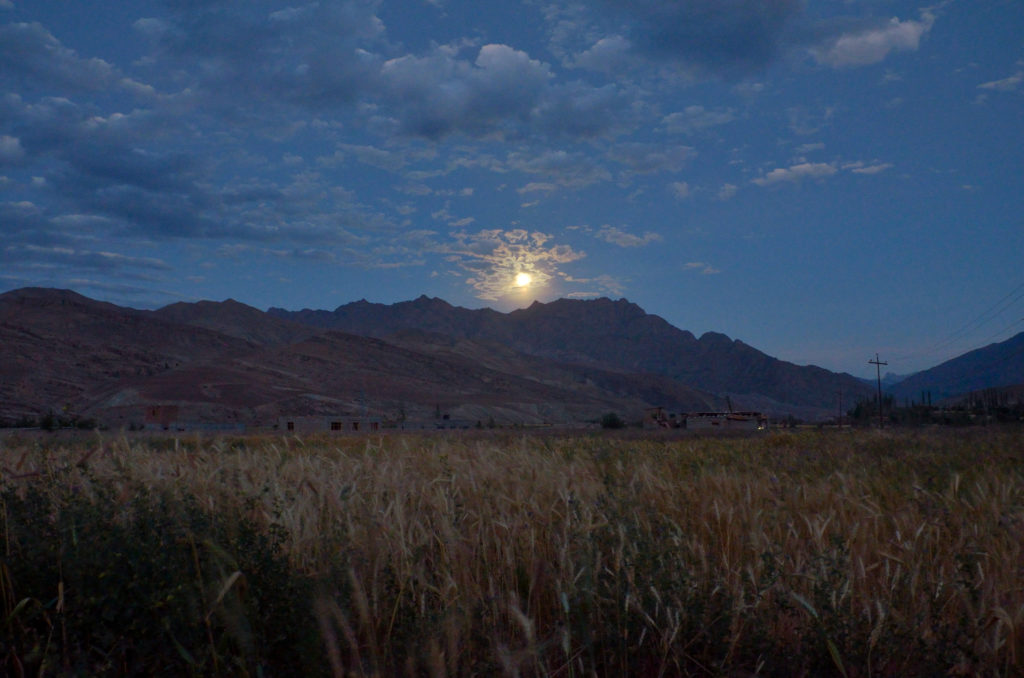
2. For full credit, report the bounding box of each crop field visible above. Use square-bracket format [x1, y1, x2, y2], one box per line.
[1, 428, 1022, 677]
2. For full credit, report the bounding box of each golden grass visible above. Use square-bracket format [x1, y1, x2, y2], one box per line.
[2, 427, 1022, 676]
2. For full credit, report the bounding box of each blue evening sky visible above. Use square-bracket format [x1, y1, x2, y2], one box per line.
[1, 0, 1022, 377]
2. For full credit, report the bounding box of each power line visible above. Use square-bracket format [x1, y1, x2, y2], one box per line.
[888, 280, 1024, 367]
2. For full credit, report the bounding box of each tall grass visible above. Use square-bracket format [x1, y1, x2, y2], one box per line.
[1, 428, 1022, 676]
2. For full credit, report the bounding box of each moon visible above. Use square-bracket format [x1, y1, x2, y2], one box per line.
[514, 272, 532, 287]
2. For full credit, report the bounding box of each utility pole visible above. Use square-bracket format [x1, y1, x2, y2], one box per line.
[869, 353, 887, 429]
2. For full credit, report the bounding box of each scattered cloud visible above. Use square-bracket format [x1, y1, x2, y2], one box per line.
[572, 35, 633, 74]
[662, 106, 736, 135]
[562, 274, 626, 298]
[517, 182, 558, 194]
[796, 142, 825, 154]
[717, 183, 738, 200]
[608, 143, 692, 176]
[380, 43, 552, 140]
[850, 163, 893, 175]
[0, 135, 24, 164]
[506, 149, 612, 189]
[0, 22, 123, 92]
[685, 261, 720, 275]
[669, 181, 691, 199]
[443, 229, 586, 300]
[752, 162, 836, 186]
[978, 71, 1023, 92]
[595, 225, 662, 248]
[810, 13, 934, 67]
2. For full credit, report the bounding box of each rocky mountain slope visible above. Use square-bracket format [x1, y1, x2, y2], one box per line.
[0, 288, 722, 427]
[888, 331, 1024, 402]
[270, 296, 874, 413]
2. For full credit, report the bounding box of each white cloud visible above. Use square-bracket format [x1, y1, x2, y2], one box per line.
[978, 71, 1023, 92]
[796, 142, 825, 154]
[812, 14, 934, 67]
[573, 35, 632, 74]
[753, 162, 836, 186]
[685, 262, 720, 275]
[444, 229, 586, 300]
[506, 149, 612, 189]
[669, 181, 690, 199]
[0, 135, 24, 164]
[850, 163, 893, 175]
[595, 225, 662, 248]
[517, 182, 558, 194]
[662, 106, 736, 135]
[608, 143, 692, 175]
[717, 183, 738, 200]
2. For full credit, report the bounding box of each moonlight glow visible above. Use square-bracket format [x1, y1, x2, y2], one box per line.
[514, 272, 532, 287]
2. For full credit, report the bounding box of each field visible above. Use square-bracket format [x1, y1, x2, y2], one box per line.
[1, 428, 1022, 677]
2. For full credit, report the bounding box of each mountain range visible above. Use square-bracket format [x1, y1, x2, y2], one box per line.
[887, 331, 1024, 403]
[9, 286, 1015, 428]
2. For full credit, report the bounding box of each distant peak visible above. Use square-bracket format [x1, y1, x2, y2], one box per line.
[699, 331, 735, 346]
[408, 295, 452, 308]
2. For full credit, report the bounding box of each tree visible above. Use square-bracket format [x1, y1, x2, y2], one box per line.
[600, 412, 625, 429]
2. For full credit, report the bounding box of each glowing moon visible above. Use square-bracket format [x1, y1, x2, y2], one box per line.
[514, 272, 532, 287]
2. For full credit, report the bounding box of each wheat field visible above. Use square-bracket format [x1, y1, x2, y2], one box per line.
[2, 427, 1022, 676]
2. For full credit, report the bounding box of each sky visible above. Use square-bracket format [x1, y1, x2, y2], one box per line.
[1, 0, 1022, 378]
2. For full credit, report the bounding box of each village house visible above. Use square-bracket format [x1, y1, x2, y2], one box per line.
[275, 415, 381, 433]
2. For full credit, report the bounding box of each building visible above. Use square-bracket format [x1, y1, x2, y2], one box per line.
[276, 416, 381, 434]
[143, 405, 180, 431]
[684, 411, 767, 431]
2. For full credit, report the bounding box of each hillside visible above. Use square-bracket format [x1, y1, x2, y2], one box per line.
[0, 288, 256, 422]
[0, 288, 722, 427]
[270, 296, 875, 413]
[888, 331, 1024, 402]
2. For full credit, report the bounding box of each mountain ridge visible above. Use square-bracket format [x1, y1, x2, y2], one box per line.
[270, 295, 873, 412]
[887, 332, 1024, 402]
[0, 288, 723, 426]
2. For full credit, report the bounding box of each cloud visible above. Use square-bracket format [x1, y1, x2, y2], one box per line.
[595, 225, 662, 248]
[604, 0, 804, 77]
[517, 182, 558, 194]
[532, 82, 629, 139]
[850, 163, 893, 175]
[752, 162, 836, 186]
[717, 183, 738, 200]
[0, 135, 24, 164]
[685, 261, 720, 275]
[1, 243, 172, 283]
[150, 1, 386, 110]
[810, 13, 934, 67]
[608, 143, 692, 175]
[378, 42, 628, 141]
[796, 142, 825, 154]
[669, 181, 690, 199]
[572, 35, 633, 73]
[662, 105, 736, 135]
[562, 274, 626, 298]
[0, 22, 123, 92]
[0, 91, 400, 247]
[506, 149, 612, 189]
[334, 143, 407, 171]
[443, 229, 585, 300]
[978, 71, 1023, 92]
[380, 43, 552, 139]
